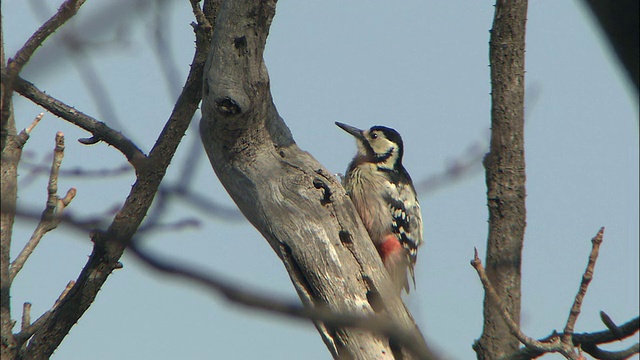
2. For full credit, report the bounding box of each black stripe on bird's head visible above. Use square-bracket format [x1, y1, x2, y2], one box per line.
[336, 122, 404, 170]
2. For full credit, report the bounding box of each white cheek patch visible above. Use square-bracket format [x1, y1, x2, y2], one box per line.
[371, 139, 393, 155]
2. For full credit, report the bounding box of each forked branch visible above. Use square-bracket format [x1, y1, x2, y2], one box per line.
[9, 131, 76, 282]
[473, 228, 639, 360]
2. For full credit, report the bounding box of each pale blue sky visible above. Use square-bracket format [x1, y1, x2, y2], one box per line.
[4, 1, 638, 359]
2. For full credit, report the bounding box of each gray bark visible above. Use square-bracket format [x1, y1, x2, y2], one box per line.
[475, 1, 528, 359]
[199, 1, 430, 359]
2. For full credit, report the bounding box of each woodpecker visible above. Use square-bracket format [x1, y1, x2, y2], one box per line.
[336, 122, 423, 293]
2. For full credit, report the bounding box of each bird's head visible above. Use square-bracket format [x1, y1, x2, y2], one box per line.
[336, 122, 404, 170]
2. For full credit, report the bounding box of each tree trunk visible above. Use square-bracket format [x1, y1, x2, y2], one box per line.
[475, 1, 528, 359]
[199, 1, 431, 359]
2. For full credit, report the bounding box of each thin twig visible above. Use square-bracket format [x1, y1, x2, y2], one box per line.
[562, 227, 605, 344]
[6, 202, 114, 235]
[14, 281, 75, 346]
[159, 184, 243, 220]
[189, 0, 210, 28]
[2, 112, 44, 152]
[25, 113, 44, 134]
[600, 311, 624, 339]
[137, 218, 200, 234]
[21, 303, 32, 331]
[9, 132, 76, 281]
[46, 132, 65, 208]
[415, 142, 485, 194]
[471, 248, 562, 354]
[20, 160, 131, 182]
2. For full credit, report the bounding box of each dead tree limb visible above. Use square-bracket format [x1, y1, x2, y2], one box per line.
[475, 1, 529, 359]
[473, 229, 634, 360]
[199, 1, 433, 359]
[502, 316, 639, 360]
[9, 131, 76, 282]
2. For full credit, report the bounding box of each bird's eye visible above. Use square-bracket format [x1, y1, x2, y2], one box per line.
[371, 133, 378, 139]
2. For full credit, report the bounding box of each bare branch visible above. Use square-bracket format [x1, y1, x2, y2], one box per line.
[0, 122, 45, 181]
[19, 160, 131, 181]
[2, 3, 85, 358]
[415, 142, 485, 194]
[137, 218, 201, 234]
[480, 229, 638, 360]
[2, 0, 87, 132]
[157, 184, 243, 220]
[10, 76, 146, 167]
[6, 203, 112, 235]
[68, 55, 126, 133]
[574, 316, 639, 348]
[24, 0, 131, 136]
[189, 0, 212, 29]
[20, 303, 31, 332]
[471, 248, 560, 354]
[14, 281, 75, 347]
[19, 2, 218, 357]
[25, 113, 44, 135]
[47, 132, 65, 204]
[8, 0, 86, 75]
[507, 325, 639, 360]
[563, 227, 605, 343]
[583, 342, 639, 360]
[9, 132, 76, 282]
[9, 207, 56, 282]
[600, 311, 624, 339]
[0, 113, 44, 159]
[127, 241, 438, 360]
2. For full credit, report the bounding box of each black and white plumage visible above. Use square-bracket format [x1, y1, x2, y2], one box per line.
[336, 122, 423, 293]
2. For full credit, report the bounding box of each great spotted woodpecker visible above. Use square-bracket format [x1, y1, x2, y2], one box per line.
[336, 122, 423, 293]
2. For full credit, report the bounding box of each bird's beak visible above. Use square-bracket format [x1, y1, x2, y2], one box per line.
[335, 122, 365, 140]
